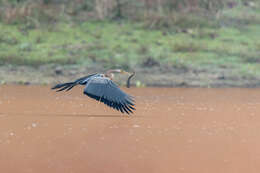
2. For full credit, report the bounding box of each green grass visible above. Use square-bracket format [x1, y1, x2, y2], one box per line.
[0, 3, 260, 78]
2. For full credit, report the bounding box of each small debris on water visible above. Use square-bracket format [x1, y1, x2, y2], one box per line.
[177, 121, 182, 125]
[10, 132, 15, 136]
[133, 124, 140, 128]
[174, 126, 182, 131]
[187, 139, 193, 143]
[32, 122, 37, 128]
[109, 125, 119, 129]
[223, 159, 230, 163]
[226, 126, 235, 131]
[179, 168, 185, 171]
[81, 127, 87, 131]
[0, 114, 6, 118]
[241, 138, 247, 143]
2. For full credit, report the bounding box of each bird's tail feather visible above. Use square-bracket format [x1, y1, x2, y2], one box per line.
[51, 82, 77, 92]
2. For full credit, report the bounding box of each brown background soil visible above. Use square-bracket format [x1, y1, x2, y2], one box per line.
[1, 86, 260, 172]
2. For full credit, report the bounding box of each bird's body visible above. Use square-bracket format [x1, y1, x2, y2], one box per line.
[52, 70, 135, 114]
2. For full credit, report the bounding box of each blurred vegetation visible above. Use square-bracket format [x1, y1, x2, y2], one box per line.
[0, 0, 226, 23]
[0, 0, 260, 77]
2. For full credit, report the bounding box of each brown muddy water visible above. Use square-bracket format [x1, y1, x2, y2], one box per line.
[1, 86, 260, 173]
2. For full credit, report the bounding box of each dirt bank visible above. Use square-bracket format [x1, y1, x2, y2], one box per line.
[1, 64, 260, 87]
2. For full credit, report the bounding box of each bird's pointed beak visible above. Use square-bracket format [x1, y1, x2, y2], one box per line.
[120, 70, 130, 75]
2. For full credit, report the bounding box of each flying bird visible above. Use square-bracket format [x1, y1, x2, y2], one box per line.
[51, 69, 135, 114]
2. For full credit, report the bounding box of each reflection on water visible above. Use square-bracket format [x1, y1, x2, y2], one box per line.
[1, 86, 260, 173]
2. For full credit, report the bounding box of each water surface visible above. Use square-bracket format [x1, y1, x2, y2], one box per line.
[1, 86, 260, 173]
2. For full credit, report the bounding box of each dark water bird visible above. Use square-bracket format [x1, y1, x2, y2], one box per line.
[51, 69, 135, 114]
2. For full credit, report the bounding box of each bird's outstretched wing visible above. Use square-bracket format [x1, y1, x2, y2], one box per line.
[52, 73, 97, 92]
[84, 77, 135, 114]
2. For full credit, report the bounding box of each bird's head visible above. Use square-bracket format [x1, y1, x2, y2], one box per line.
[105, 69, 130, 79]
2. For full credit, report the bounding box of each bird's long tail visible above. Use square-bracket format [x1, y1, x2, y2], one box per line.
[51, 82, 77, 92]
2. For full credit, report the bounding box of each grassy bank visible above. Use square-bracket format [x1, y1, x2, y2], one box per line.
[0, 1, 260, 86]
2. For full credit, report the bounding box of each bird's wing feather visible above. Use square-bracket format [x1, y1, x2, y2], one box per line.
[83, 77, 135, 114]
[51, 73, 97, 92]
